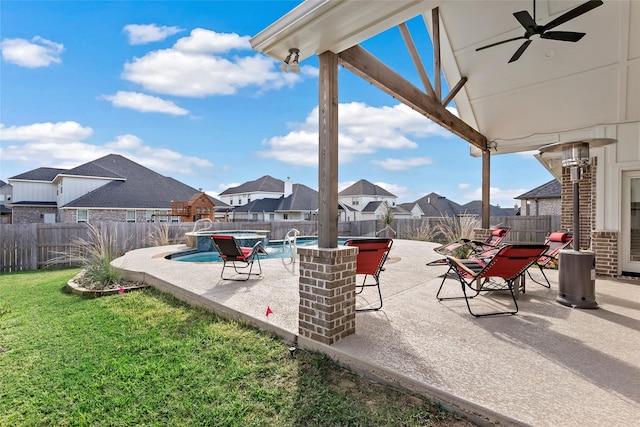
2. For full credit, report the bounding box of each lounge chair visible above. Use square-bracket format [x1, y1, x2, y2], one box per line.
[436, 244, 549, 317]
[428, 226, 510, 266]
[525, 232, 574, 289]
[346, 238, 393, 312]
[211, 235, 263, 281]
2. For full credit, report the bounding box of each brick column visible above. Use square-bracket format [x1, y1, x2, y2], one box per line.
[592, 231, 618, 277]
[561, 160, 595, 250]
[298, 246, 357, 345]
[473, 228, 491, 243]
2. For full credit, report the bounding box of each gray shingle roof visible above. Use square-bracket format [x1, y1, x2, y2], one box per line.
[460, 200, 512, 217]
[339, 179, 396, 197]
[219, 175, 284, 196]
[414, 192, 463, 217]
[516, 180, 561, 199]
[233, 184, 317, 213]
[62, 154, 229, 209]
[10, 167, 67, 181]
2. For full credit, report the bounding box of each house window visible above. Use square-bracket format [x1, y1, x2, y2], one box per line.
[126, 210, 136, 223]
[157, 210, 169, 222]
[146, 211, 155, 222]
[248, 196, 251, 202]
[77, 210, 88, 223]
[283, 213, 289, 220]
[269, 213, 274, 220]
[252, 213, 258, 220]
[230, 199, 234, 205]
[352, 198, 359, 206]
[170, 216, 180, 223]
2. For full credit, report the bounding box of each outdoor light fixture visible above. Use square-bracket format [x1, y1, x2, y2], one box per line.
[279, 48, 300, 73]
[539, 138, 617, 309]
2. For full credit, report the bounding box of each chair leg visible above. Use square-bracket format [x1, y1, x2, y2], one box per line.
[526, 262, 551, 288]
[356, 275, 383, 312]
[220, 256, 262, 281]
[463, 278, 519, 317]
[436, 266, 480, 301]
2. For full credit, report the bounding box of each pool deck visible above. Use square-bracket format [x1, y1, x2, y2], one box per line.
[113, 239, 640, 426]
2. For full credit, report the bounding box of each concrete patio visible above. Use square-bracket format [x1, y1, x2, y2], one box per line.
[113, 239, 640, 426]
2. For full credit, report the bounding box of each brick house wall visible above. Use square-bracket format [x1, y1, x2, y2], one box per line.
[11, 206, 58, 224]
[59, 209, 174, 223]
[561, 160, 595, 250]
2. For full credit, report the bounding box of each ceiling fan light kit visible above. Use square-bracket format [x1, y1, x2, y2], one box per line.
[476, 0, 604, 63]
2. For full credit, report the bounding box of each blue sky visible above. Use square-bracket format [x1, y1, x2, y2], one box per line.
[0, 0, 553, 208]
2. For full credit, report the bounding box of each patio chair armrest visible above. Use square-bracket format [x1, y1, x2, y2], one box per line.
[446, 256, 478, 278]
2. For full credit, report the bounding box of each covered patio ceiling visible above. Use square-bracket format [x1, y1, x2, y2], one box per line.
[252, 0, 639, 160]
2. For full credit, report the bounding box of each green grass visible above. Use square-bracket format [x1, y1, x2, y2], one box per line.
[0, 269, 468, 426]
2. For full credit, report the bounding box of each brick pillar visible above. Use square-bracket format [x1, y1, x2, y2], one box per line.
[592, 231, 618, 277]
[298, 246, 357, 345]
[473, 228, 491, 243]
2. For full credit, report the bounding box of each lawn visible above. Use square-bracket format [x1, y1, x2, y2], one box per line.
[0, 269, 470, 426]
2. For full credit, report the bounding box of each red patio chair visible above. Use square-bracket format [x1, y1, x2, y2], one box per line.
[436, 244, 548, 317]
[211, 235, 263, 281]
[525, 232, 574, 288]
[346, 238, 393, 312]
[428, 226, 510, 266]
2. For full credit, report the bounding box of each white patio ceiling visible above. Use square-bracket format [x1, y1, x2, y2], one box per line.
[251, 0, 639, 157]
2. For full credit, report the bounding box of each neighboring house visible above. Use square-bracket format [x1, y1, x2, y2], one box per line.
[413, 192, 463, 218]
[7, 154, 229, 224]
[0, 180, 12, 224]
[218, 175, 287, 207]
[338, 179, 397, 220]
[460, 200, 514, 217]
[359, 201, 411, 221]
[232, 183, 318, 221]
[397, 202, 425, 219]
[515, 180, 561, 217]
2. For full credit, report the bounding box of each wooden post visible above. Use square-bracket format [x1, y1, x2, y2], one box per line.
[432, 8, 441, 103]
[482, 149, 490, 229]
[318, 51, 339, 248]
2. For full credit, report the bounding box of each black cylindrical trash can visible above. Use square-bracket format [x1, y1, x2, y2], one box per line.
[557, 250, 598, 309]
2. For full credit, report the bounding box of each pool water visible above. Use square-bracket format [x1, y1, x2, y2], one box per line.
[167, 237, 348, 263]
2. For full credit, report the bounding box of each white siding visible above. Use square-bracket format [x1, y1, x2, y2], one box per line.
[57, 176, 114, 206]
[11, 181, 57, 203]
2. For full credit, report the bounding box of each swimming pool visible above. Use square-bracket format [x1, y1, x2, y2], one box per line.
[166, 237, 349, 263]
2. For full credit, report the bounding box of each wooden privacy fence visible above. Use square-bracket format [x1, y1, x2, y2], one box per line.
[0, 216, 560, 273]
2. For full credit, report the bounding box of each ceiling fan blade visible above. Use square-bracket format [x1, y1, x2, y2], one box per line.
[513, 10, 536, 30]
[541, 31, 586, 42]
[543, 0, 603, 31]
[508, 40, 532, 63]
[476, 36, 527, 52]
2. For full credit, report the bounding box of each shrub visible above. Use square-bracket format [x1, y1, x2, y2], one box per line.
[406, 220, 438, 242]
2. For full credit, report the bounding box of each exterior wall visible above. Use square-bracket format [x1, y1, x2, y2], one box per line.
[11, 206, 58, 224]
[592, 231, 618, 277]
[520, 198, 561, 216]
[11, 181, 57, 203]
[338, 195, 397, 210]
[57, 176, 113, 206]
[59, 208, 178, 224]
[219, 191, 282, 207]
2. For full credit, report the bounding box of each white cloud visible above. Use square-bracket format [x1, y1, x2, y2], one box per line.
[371, 157, 432, 170]
[461, 186, 526, 208]
[1, 36, 63, 68]
[123, 24, 184, 45]
[259, 102, 450, 166]
[100, 91, 189, 115]
[122, 28, 310, 97]
[458, 183, 471, 189]
[0, 121, 212, 176]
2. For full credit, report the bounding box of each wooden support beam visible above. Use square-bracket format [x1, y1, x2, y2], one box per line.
[317, 51, 339, 248]
[432, 8, 441, 103]
[482, 150, 490, 229]
[398, 22, 436, 99]
[442, 77, 467, 107]
[338, 45, 487, 150]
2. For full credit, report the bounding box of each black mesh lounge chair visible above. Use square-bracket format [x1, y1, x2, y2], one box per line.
[525, 232, 574, 289]
[436, 244, 548, 317]
[346, 238, 393, 312]
[211, 235, 263, 281]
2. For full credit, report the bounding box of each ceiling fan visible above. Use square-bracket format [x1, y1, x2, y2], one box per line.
[476, 0, 603, 63]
